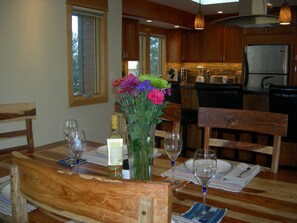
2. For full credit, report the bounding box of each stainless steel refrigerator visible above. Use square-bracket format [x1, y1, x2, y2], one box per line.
[243, 44, 289, 89]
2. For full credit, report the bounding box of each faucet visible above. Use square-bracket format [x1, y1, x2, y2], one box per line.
[261, 76, 274, 88]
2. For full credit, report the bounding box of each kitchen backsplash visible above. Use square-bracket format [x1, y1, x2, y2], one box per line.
[166, 62, 242, 83]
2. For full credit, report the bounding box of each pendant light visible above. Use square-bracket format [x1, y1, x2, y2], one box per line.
[279, 0, 291, 25]
[194, 0, 205, 30]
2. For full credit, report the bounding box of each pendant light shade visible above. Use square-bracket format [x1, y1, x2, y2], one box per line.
[279, 2, 291, 25]
[194, 1, 205, 30]
[194, 13, 205, 30]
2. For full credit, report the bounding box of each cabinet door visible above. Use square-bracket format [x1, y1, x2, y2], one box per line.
[202, 23, 224, 62]
[122, 19, 139, 61]
[223, 27, 243, 62]
[167, 30, 187, 62]
[186, 31, 203, 62]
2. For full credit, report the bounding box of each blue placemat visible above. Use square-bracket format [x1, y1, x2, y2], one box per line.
[182, 202, 227, 223]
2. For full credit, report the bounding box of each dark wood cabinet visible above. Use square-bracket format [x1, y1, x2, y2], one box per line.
[122, 18, 139, 61]
[202, 23, 243, 62]
[166, 29, 187, 62]
[168, 24, 243, 63]
[223, 27, 243, 62]
[202, 23, 224, 61]
[186, 31, 204, 62]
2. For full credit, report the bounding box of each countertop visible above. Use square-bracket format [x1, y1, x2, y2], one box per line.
[177, 83, 269, 95]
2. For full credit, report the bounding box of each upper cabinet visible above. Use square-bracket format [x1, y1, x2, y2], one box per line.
[122, 18, 139, 61]
[186, 31, 204, 62]
[202, 23, 243, 62]
[202, 23, 224, 62]
[223, 26, 243, 62]
[166, 24, 243, 63]
[167, 29, 187, 62]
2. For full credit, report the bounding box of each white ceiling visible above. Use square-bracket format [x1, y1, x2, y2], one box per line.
[149, 0, 297, 15]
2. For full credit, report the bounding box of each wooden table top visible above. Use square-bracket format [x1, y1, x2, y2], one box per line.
[0, 142, 297, 223]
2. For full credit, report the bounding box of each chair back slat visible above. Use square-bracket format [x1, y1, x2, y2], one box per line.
[0, 102, 36, 154]
[198, 107, 288, 173]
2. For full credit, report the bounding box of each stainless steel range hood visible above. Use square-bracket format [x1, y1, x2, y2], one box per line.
[213, 0, 279, 28]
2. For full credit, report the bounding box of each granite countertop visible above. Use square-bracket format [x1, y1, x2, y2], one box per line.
[176, 82, 269, 95]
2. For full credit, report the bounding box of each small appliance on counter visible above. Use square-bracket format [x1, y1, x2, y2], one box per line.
[244, 44, 289, 89]
[167, 68, 178, 81]
[210, 75, 229, 83]
[180, 68, 187, 84]
[196, 66, 205, 82]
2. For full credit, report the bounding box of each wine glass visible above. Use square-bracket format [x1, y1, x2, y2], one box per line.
[63, 119, 78, 157]
[164, 131, 183, 186]
[193, 149, 217, 216]
[69, 129, 87, 166]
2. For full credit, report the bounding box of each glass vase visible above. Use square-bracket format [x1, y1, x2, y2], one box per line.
[127, 124, 155, 181]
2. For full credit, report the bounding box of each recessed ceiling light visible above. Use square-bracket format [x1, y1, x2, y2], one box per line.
[217, 10, 223, 14]
[146, 20, 152, 23]
[174, 25, 180, 28]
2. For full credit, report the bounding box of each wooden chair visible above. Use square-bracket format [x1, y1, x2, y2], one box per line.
[198, 107, 288, 173]
[0, 102, 36, 155]
[10, 151, 172, 223]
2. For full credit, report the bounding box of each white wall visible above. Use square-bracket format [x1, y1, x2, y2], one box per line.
[0, 0, 122, 147]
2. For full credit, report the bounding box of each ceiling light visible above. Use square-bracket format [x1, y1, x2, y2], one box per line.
[174, 25, 180, 28]
[194, 0, 205, 30]
[146, 20, 152, 23]
[279, 1, 291, 25]
[217, 10, 223, 14]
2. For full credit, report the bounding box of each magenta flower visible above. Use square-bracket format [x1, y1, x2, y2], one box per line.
[147, 89, 164, 105]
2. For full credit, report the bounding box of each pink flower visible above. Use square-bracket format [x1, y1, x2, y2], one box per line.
[147, 89, 164, 105]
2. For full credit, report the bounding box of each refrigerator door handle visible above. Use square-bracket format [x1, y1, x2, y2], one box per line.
[261, 76, 274, 89]
[243, 51, 249, 86]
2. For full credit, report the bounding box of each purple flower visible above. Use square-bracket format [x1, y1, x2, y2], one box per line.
[136, 80, 153, 92]
[119, 74, 140, 96]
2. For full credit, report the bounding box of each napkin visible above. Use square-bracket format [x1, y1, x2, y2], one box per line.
[82, 147, 161, 166]
[182, 202, 227, 223]
[0, 176, 37, 216]
[223, 163, 261, 186]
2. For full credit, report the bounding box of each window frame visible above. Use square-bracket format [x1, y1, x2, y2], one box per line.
[66, 3, 108, 107]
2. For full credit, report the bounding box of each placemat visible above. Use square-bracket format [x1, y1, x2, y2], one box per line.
[161, 161, 261, 192]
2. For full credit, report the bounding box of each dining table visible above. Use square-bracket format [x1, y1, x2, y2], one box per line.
[0, 141, 297, 223]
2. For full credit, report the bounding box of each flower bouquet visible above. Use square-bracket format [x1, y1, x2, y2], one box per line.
[112, 74, 171, 180]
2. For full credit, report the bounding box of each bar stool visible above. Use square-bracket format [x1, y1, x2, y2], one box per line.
[269, 85, 297, 163]
[165, 82, 197, 157]
[195, 83, 243, 159]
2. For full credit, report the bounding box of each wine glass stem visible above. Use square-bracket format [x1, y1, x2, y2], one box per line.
[202, 186, 207, 214]
[171, 160, 176, 181]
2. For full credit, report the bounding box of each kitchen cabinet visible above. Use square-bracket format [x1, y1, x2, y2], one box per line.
[166, 29, 187, 62]
[122, 18, 139, 61]
[186, 31, 204, 62]
[202, 23, 224, 61]
[202, 23, 243, 62]
[173, 24, 243, 63]
[223, 27, 243, 62]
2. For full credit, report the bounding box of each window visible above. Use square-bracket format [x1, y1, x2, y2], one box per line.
[67, 3, 108, 107]
[127, 33, 166, 77]
[150, 35, 166, 76]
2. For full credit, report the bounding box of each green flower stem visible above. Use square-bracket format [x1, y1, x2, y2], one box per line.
[128, 125, 154, 181]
